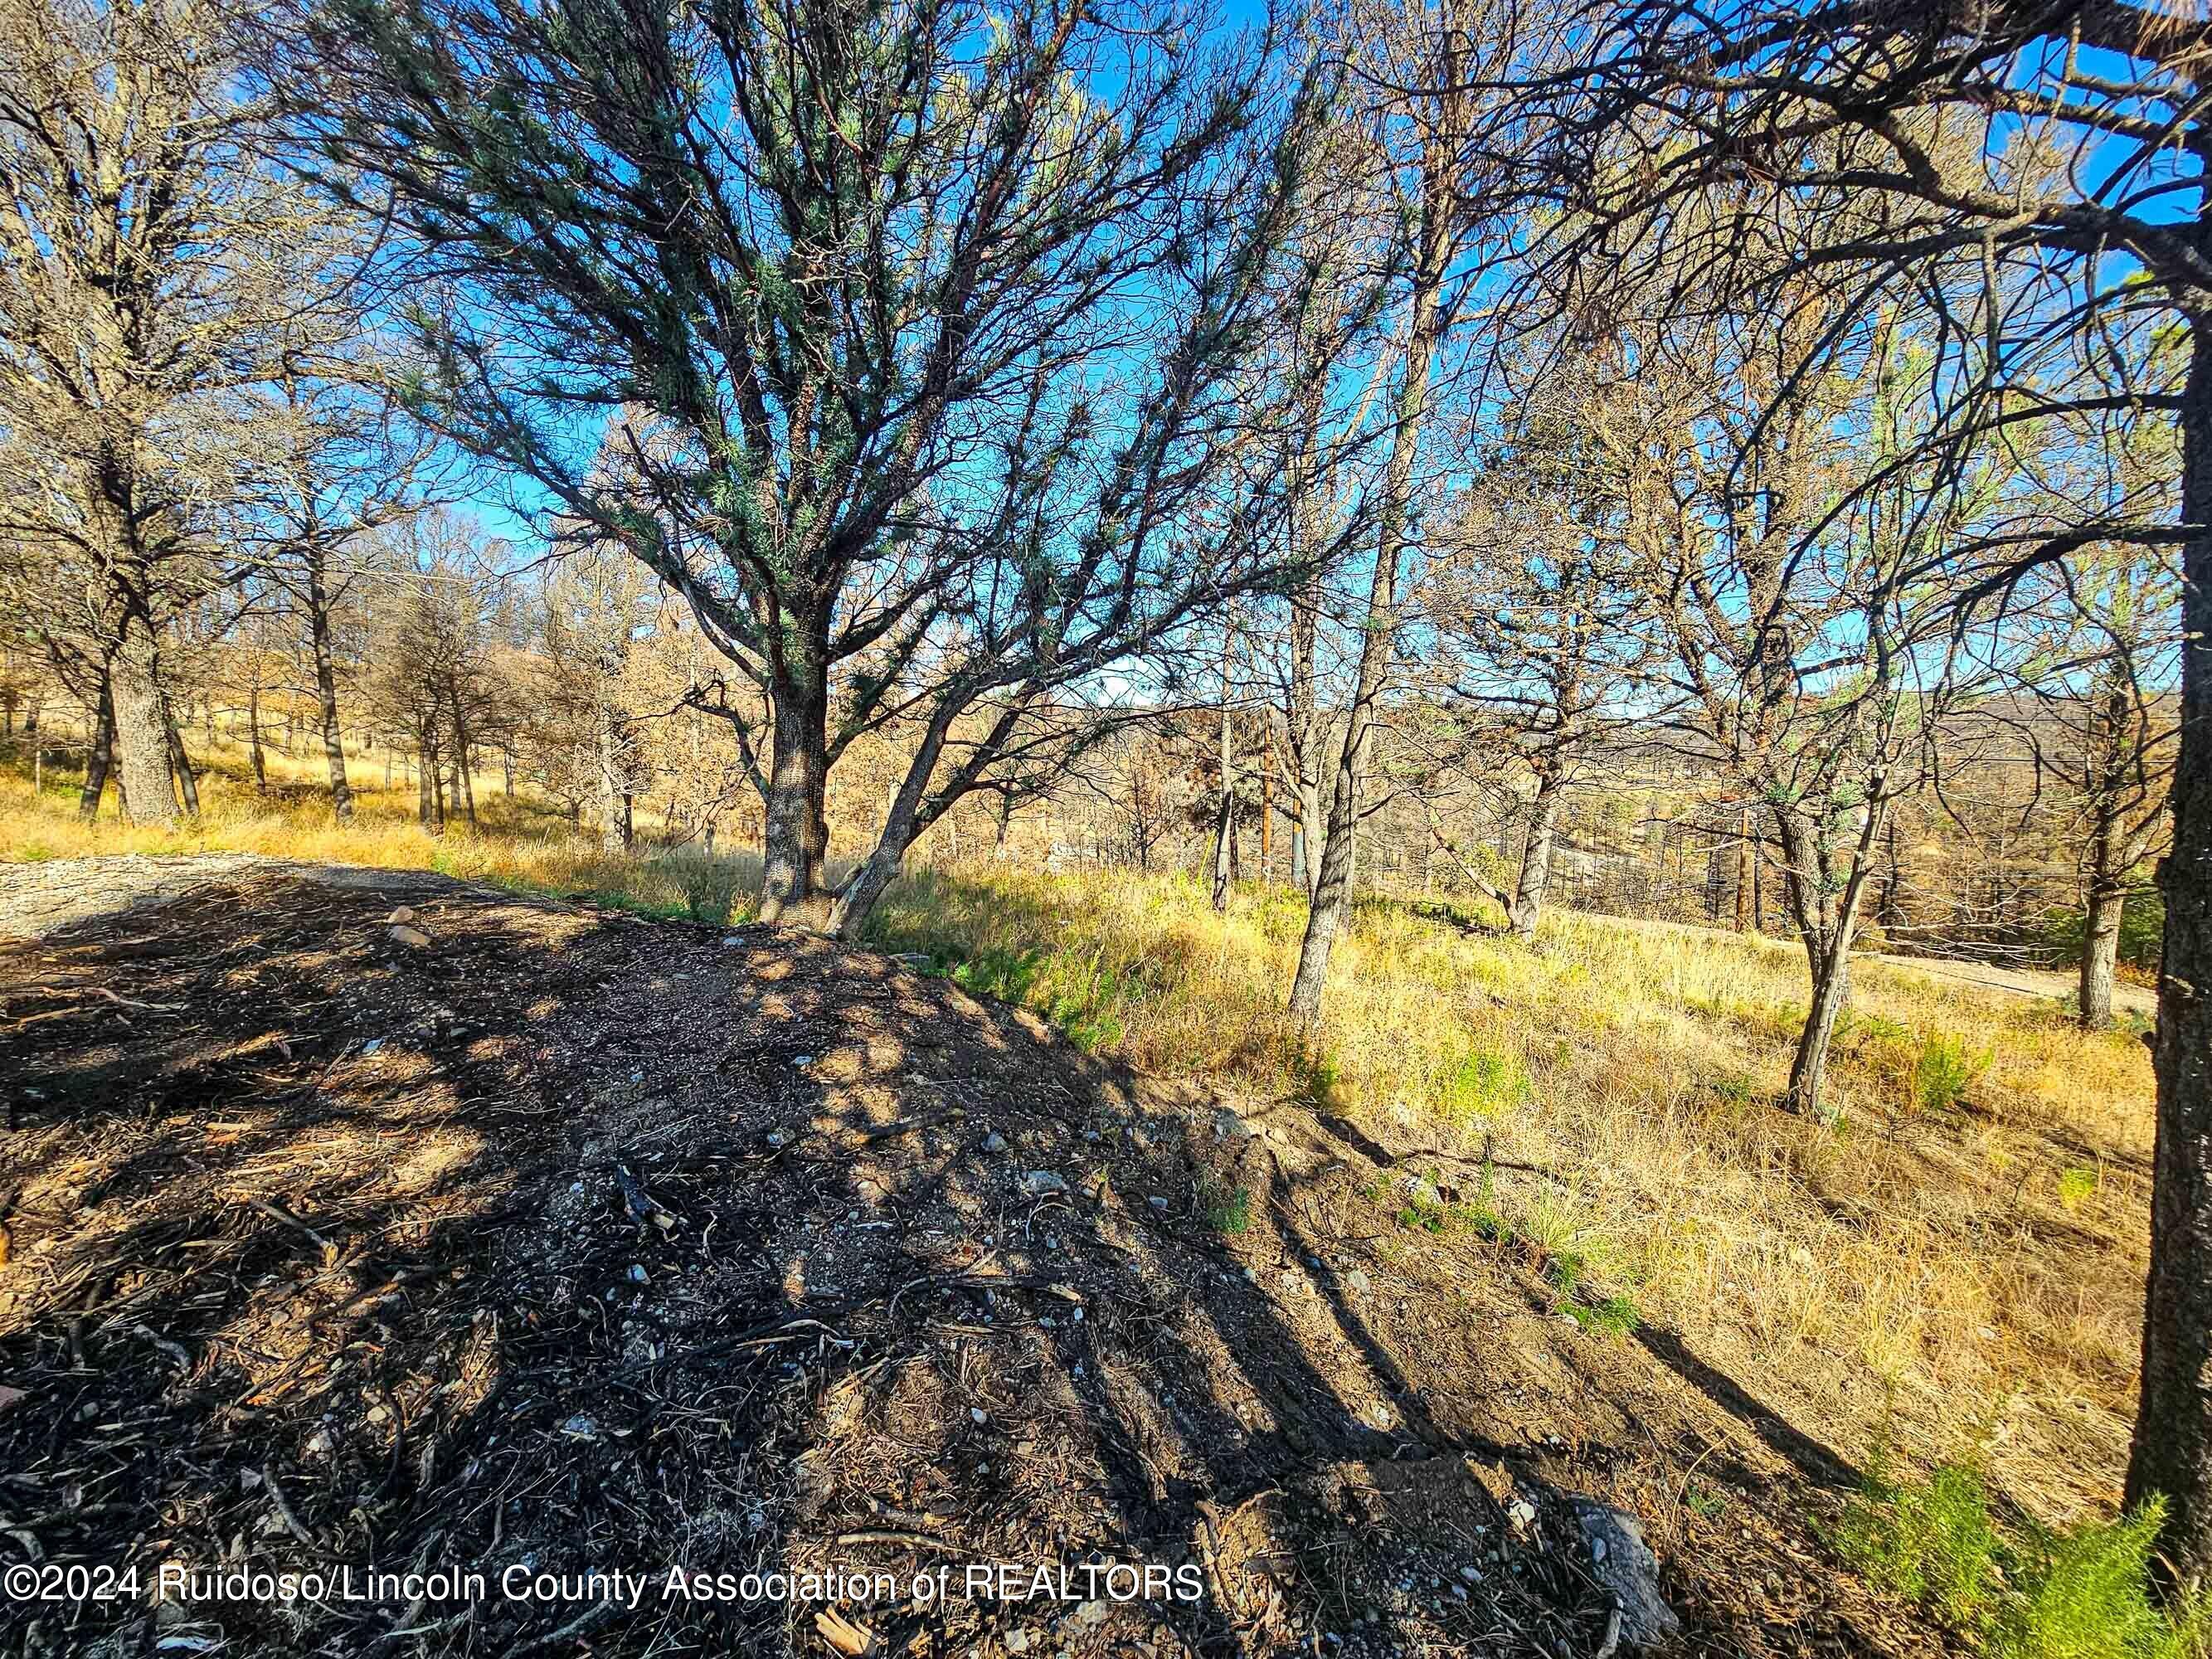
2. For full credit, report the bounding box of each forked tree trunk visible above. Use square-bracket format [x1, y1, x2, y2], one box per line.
[449, 679, 478, 827]
[1774, 798, 1886, 1121]
[1287, 139, 1451, 1024]
[2123, 333, 2212, 1587]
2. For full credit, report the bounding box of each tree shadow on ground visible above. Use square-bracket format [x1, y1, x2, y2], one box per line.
[0, 865, 1946, 1658]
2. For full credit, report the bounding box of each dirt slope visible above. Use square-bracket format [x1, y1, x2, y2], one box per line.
[0, 857, 1945, 1657]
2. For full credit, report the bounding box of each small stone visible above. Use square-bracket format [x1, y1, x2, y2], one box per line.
[970, 1408, 988, 1424]
[387, 924, 431, 948]
[1212, 1108, 1254, 1142]
[1019, 1170, 1070, 1198]
[981, 1131, 1009, 1155]
[721, 934, 744, 948]
[1148, 1196, 1169, 1212]
[1004, 1632, 1032, 1655]
[1345, 1268, 1372, 1293]
[386, 906, 416, 924]
[630, 1264, 649, 1282]
[766, 1127, 794, 1149]
[1459, 1566, 1481, 1584]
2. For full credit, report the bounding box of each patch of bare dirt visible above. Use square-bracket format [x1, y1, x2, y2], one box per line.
[0, 857, 1948, 1657]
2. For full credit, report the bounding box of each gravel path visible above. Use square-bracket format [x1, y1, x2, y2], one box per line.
[1866, 951, 2157, 1019]
[0, 853, 534, 943]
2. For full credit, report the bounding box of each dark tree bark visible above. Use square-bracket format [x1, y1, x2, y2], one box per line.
[164, 698, 199, 815]
[78, 680, 115, 820]
[448, 676, 478, 827]
[247, 677, 269, 792]
[108, 590, 177, 826]
[304, 545, 353, 821]
[2123, 338, 2212, 1583]
[760, 666, 829, 922]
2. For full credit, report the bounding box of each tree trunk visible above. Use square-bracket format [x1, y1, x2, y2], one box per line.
[829, 709, 954, 941]
[109, 602, 177, 826]
[1508, 775, 1563, 941]
[417, 742, 438, 829]
[78, 681, 115, 820]
[1735, 808, 1753, 932]
[2082, 801, 2127, 1031]
[2123, 333, 2212, 1586]
[1287, 148, 1450, 1024]
[304, 547, 353, 822]
[1774, 798, 1886, 1121]
[449, 679, 478, 827]
[760, 668, 829, 923]
[248, 679, 269, 792]
[1210, 649, 1235, 912]
[165, 699, 199, 816]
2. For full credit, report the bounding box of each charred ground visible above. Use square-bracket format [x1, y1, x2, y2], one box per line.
[0, 857, 1945, 1657]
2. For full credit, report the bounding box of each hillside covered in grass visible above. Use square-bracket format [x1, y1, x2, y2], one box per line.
[1, 738, 2156, 1543]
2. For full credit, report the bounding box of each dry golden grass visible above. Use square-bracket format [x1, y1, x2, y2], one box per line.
[867, 864, 2152, 1529]
[2, 740, 2151, 1527]
[0, 737, 719, 912]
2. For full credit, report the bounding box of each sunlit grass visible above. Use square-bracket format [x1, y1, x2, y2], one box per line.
[867, 864, 2155, 1530]
[0, 740, 2156, 1528]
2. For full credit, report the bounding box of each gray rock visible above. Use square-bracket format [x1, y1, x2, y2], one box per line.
[981, 1131, 1009, 1155]
[1575, 1500, 1680, 1651]
[1019, 1170, 1070, 1198]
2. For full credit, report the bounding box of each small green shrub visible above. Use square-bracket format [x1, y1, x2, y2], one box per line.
[1204, 1181, 1252, 1234]
[2059, 1166, 2101, 1210]
[1916, 1032, 1995, 1114]
[1437, 1045, 1532, 1121]
[1834, 1462, 2003, 1631]
[1834, 1453, 2210, 1658]
[1541, 1249, 1640, 1336]
[1684, 1481, 1728, 1520]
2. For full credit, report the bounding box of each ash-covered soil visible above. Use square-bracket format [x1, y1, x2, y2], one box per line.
[0, 857, 1945, 1657]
